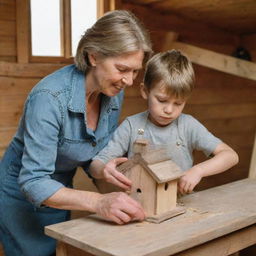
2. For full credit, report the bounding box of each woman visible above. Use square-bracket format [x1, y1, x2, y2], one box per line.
[0, 10, 152, 256]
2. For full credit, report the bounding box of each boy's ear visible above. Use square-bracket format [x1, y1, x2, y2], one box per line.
[140, 83, 148, 100]
[88, 52, 97, 67]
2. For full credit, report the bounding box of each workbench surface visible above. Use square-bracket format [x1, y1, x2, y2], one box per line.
[45, 178, 256, 256]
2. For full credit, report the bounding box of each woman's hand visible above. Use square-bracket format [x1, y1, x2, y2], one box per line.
[178, 167, 203, 195]
[95, 192, 145, 225]
[102, 158, 132, 191]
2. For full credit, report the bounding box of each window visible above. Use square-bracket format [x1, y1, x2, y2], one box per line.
[15, 0, 117, 63]
[30, 0, 97, 58]
[30, 0, 62, 56]
[71, 0, 97, 56]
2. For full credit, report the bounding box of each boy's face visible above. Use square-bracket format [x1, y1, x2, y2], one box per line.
[141, 83, 186, 126]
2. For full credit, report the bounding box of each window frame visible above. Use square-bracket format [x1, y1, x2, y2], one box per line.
[16, 0, 119, 64]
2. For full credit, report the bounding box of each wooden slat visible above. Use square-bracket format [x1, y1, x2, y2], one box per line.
[121, 97, 256, 121]
[184, 103, 256, 120]
[188, 87, 256, 104]
[0, 36, 16, 56]
[0, 1, 16, 20]
[0, 62, 66, 78]
[61, 0, 72, 58]
[125, 87, 256, 104]
[0, 56, 16, 62]
[0, 20, 15, 36]
[210, 132, 255, 149]
[200, 117, 256, 134]
[97, 0, 117, 18]
[16, 0, 30, 63]
[168, 41, 256, 81]
[0, 77, 39, 94]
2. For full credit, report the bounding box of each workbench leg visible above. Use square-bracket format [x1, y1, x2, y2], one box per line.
[56, 241, 68, 256]
[249, 134, 256, 179]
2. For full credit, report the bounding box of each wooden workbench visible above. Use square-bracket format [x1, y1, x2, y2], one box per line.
[45, 178, 256, 256]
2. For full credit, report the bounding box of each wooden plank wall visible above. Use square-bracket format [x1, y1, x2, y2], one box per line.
[120, 3, 256, 190]
[0, 0, 16, 62]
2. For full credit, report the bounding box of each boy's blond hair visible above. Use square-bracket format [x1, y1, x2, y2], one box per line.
[143, 49, 195, 99]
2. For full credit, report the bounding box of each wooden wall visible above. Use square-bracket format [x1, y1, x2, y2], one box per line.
[0, 0, 16, 62]
[0, 1, 255, 192]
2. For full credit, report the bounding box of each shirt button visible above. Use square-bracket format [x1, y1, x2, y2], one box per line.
[92, 142, 97, 147]
[176, 141, 181, 146]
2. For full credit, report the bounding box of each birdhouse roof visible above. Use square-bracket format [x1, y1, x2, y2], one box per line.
[117, 148, 184, 184]
[145, 160, 183, 183]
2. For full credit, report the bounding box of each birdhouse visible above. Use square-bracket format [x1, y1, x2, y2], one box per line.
[117, 139, 186, 223]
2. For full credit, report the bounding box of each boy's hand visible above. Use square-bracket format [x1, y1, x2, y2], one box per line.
[103, 158, 132, 191]
[178, 168, 203, 195]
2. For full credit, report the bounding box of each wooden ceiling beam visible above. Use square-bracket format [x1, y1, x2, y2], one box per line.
[167, 41, 256, 82]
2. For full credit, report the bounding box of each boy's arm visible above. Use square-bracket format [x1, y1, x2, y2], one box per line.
[179, 142, 239, 194]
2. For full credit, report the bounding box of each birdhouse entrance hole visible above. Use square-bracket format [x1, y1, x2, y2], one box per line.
[164, 183, 169, 191]
[137, 188, 142, 193]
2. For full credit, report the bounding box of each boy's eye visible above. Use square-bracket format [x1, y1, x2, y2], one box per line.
[157, 98, 167, 103]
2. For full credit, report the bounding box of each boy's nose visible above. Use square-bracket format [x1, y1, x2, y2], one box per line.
[164, 104, 173, 114]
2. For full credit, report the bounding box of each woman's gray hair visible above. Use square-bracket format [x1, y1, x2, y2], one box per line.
[75, 10, 152, 73]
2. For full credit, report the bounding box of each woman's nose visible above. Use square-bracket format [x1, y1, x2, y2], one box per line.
[122, 72, 133, 87]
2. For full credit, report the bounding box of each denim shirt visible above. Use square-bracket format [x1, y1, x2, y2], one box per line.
[2, 64, 123, 207]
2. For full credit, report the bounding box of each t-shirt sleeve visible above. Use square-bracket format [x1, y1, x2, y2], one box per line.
[93, 119, 132, 164]
[183, 115, 222, 157]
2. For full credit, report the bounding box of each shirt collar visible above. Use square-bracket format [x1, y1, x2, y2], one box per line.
[67, 67, 85, 113]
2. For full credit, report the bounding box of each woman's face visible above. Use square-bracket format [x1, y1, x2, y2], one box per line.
[88, 50, 144, 96]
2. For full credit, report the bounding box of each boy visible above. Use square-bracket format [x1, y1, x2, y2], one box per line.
[90, 50, 239, 195]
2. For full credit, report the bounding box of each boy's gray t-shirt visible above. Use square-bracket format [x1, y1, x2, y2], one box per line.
[94, 111, 222, 171]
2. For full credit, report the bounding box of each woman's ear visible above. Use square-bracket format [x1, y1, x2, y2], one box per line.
[88, 52, 97, 67]
[140, 83, 148, 100]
